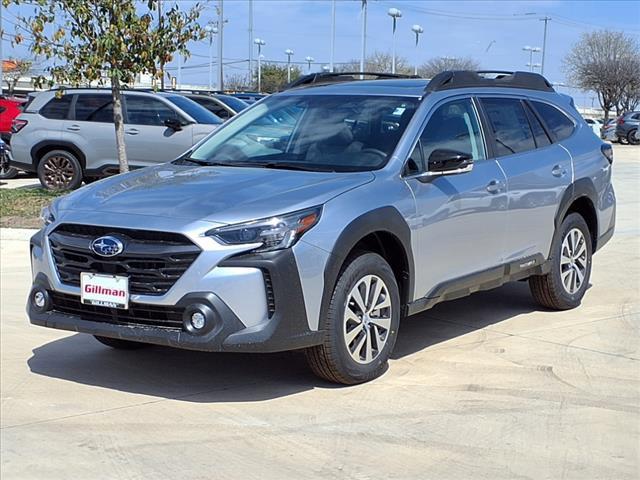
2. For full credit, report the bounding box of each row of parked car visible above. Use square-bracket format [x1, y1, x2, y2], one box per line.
[0, 89, 266, 188]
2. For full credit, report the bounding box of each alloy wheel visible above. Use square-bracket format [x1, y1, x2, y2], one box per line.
[560, 228, 588, 294]
[343, 274, 392, 364]
[42, 155, 76, 189]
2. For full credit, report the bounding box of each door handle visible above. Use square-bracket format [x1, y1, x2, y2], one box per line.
[125, 128, 139, 135]
[66, 125, 80, 131]
[486, 179, 502, 194]
[551, 164, 567, 177]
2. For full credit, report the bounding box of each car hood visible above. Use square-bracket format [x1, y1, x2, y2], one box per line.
[57, 163, 374, 224]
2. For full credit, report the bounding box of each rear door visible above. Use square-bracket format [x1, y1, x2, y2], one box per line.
[123, 94, 195, 167]
[62, 93, 117, 173]
[478, 96, 572, 263]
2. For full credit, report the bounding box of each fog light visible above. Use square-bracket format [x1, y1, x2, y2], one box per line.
[190, 311, 206, 330]
[34, 291, 46, 308]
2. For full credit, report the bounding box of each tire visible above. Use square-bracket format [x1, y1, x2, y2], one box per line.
[617, 135, 628, 145]
[305, 252, 401, 385]
[529, 213, 592, 310]
[93, 335, 149, 350]
[0, 165, 18, 179]
[37, 149, 83, 191]
[627, 129, 639, 145]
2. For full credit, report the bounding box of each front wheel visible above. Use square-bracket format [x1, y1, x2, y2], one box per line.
[529, 213, 592, 310]
[305, 252, 401, 385]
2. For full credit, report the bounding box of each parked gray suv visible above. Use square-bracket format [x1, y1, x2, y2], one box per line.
[10, 89, 222, 189]
[27, 71, 616, 384]
[614, 111, 640, 145]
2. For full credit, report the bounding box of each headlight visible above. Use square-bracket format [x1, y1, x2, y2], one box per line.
[207, 206, 322, 252]
[40, 204, 55, 226]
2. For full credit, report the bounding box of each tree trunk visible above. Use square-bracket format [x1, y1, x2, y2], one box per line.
[111, 76, 129, 173]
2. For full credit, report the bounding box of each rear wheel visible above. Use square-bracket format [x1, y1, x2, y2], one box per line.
[305, 252, 401, 384]
[529, 213, 592, 310]
[93, 335, 149, 350]
[37, 149, 83, 190]
[0, 149, 18, 179]
[627, 129, 639, 145]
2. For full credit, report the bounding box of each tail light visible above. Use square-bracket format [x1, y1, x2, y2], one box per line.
[601, 144, 613, 164]
[11, 119, 28, 133]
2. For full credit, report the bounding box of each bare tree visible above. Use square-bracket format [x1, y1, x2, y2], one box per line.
[417, 57, 480, 79]
[225, 73, 251, 92]
[2, 58, 32, 95]
[563, 30, 640, 121]
[338, 51, 412, 75]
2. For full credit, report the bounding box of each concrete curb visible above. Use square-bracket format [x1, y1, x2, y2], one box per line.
[0, 227, 38, 242]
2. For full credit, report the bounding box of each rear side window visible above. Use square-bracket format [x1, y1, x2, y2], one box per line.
[40, 95, 72, 120]
[531, 101, 575, 141]
[524, 103, 551, 148]
[481, 98, 535, 156]
[74, 94, 113, 123]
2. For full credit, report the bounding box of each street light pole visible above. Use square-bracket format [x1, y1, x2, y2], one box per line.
[285, 49, 294, 83]
[540, 16, 551, 75]
[411, 24, 424, 76]
[217, 0, 224, 91]
[205, 23, 218, 91]
[248, 0, 253, 87]
[360, 0, 368, 73]
[329, 0, 336, 72]
[522, 46, 541, 72]
[305, 56, 314, 73]
[254, 38, 265, 92]
[388, 8, 402, 74]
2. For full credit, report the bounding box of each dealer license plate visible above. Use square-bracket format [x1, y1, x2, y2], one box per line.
[80, 272, 129, 309]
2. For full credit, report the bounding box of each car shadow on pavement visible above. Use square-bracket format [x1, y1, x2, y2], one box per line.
[28, 280, 548, 402]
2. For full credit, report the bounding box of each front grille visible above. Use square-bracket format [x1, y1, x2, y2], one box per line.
[50, 292, 184, 330]
[49, 224, 201, 296]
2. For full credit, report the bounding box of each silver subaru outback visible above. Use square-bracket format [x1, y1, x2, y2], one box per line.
[27, 71, 616, 384]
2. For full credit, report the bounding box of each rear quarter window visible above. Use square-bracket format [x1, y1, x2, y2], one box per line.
[531, 101, 575, 142]
[40, 95, 72, 120]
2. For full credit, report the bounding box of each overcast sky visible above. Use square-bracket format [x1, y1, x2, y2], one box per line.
[3, 0, 640, 107]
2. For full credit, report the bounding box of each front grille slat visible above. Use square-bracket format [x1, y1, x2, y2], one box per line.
[50, 292, 184, 330]
[49, 224, 201, 296]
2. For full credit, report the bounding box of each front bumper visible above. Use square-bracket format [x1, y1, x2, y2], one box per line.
[28, 227, 323, 353]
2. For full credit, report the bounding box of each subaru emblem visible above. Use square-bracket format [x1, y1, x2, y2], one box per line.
[91, 236, 124, 257]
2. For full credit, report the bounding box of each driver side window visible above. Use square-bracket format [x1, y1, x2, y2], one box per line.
[406, 98, 486, 174]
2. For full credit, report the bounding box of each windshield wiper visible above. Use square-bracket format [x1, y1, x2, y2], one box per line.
[258, 162, 329, 172]
[177, 157, 248, 168]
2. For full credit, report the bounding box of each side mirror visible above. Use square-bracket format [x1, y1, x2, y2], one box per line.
[164, 118, 183, 131]
[427, 149, 473, 175]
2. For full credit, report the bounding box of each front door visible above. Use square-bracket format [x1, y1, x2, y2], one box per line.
[123, 94, 195, 167]
[405, 97, 508, 299]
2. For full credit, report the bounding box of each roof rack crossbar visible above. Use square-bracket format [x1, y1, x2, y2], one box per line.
[425, 70, 554, 93]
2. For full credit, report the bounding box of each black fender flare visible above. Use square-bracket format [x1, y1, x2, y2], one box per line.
[553, 177, 598, 254]
[30, 140, 87, 170]
[319, 206, 415, 324]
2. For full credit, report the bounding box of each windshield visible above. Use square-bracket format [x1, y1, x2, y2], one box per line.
[187, 94, 418, 172]
[215, 95, 249, 112]
[165, 95, 222, 125]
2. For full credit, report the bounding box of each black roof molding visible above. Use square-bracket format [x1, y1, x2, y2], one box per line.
[282, 71, 420, 90]
[425, 70, 555, 93]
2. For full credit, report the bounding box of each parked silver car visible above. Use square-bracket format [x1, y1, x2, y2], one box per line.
[27, 71, 616, 384]
[10, 89, 222, 189]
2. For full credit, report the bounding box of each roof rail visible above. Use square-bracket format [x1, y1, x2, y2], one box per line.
[425, 70, 555, 93]
[282, 71, 420, 90]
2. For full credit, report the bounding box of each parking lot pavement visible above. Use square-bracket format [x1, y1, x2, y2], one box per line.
[0, 173, 39, 190]
[1, 146, 638, 480]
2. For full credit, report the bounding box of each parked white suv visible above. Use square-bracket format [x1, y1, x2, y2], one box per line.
[10, 89, 222, 189]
